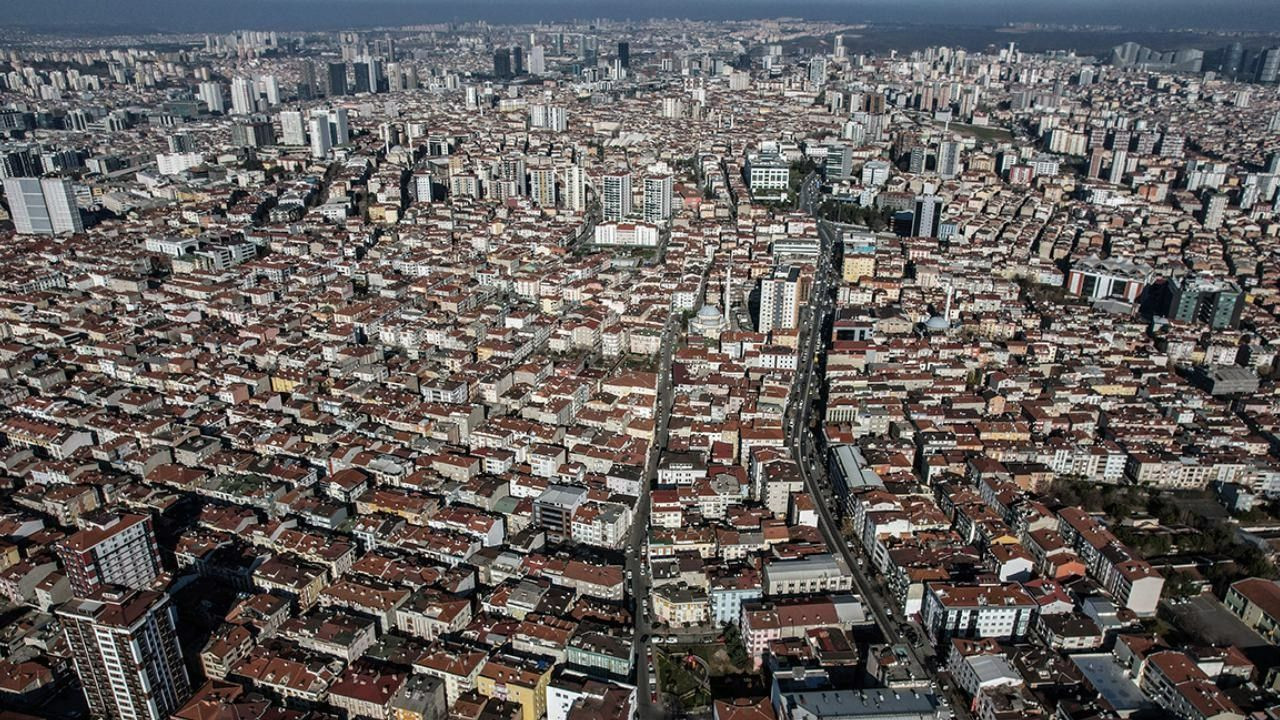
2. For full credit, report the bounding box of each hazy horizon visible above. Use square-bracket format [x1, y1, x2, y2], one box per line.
[6, 0, 1280, 35]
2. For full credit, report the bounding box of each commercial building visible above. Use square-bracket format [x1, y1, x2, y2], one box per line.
[762, 554, 854, 596]
[911, 194, 942, 238]
[1065, 256, 1152, 304]
[772, 687, 941, 720]
[745, 151, 790, 203]
[280, 109, 308, 146]
[1167, 275, 1244, 329]
[534, 484, 589, 541]
[3, 176, 84, 235]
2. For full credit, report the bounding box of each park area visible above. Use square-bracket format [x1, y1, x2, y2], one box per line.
[656, 629, 755, 714]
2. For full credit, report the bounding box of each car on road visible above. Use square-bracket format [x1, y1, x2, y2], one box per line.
[665, 635, 678, 644]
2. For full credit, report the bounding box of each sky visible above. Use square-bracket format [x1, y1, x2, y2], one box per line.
[6, 0, 1280, 34]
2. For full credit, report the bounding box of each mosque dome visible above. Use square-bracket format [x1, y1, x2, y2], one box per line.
[925, 315, 950, 331]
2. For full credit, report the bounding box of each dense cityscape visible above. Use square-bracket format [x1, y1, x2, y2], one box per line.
[2, 10, 1280, 720]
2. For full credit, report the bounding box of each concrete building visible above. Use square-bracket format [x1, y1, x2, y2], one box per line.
[911, 194, 943, 238]
[59, 587, 191, 720]
[921, 583, 1036, 646]
[55, 512, 161, 597]
[762, 554, 854, 596]
[1224, 578, 1280, 644]
[602, 171, 632, 220]
[1065, 256, 1152, 303]
[745, 151, 790, 202]
[3, 176, 83, 235]
[758, 265, 807, 334]
[1167, 275, 1244, 329]
[230, 76, 256, 115]
[563, 165, 587, 211]
[280, 109, 307, 146]
[643, 174, 673, 223]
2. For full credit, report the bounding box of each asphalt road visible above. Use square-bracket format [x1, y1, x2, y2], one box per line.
[631, 303, 681, 720]
[788, 219, 962, 719]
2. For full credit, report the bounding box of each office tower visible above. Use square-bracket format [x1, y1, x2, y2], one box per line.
[617, 41, 630, 69]
[167, 132, 195, 153]
[643, 174, 673, 223]
[231, 120, 275, 148]
[1202, 191, 1228, 230]
[1109, 150, 1127, 184]
[230, 76, 255, 114]
[513, 46, 525, 75]
[493, 48, 512, 79]
[861, 160, 890, 186]
[529, 46, 547, 75]
[387, 62, 403, 91]
[1168, 275, 1244, 329]
[326, 62, 348, 96]
[55, 513, 161, 597]
[3, 177, 83, 235]
[1222, 42, 1245, 78]
[259, 75, 281, 106]
[563, 165, 587, 211]
[0, 145, 40, 178]
[938, 140, 961, 179]
[758, 265, 806, 333]
[329, 108, 350, 145]
[405, 65, 419, 90]
[299, 61, 317, 100]
[530, 166, 556, 206]
[1259, 47, 1280, 83]
[601, 171, 632, 220]
[197, 81, 225, 113]
[362, 57, 385, 93]
[59, 588, 191, 720]
[309, 115, 332, 158]
[912, 194, 943, 238]
[280, 110, 307, 146]
[352, 60, 371, 93]
[309, 108, 349, 152]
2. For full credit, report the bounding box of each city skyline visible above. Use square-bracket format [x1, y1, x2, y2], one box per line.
[2, 10, 1280, 720]
[6, 0, 1280, 33]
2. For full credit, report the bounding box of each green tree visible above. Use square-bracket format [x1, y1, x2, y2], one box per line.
[723, 623, 750, 668]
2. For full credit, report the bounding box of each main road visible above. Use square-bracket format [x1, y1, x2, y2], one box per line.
[630, 302, 680, 720]
[788, 217, 933, 668]
[788, 218, 963, 718]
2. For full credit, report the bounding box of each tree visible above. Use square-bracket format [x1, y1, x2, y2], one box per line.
[722, 622, 750, 669]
